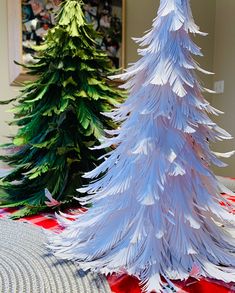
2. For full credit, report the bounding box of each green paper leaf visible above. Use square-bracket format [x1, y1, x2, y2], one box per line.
[13, 137, 26, 146]
[28, 164, 49, 179]
[76, 90, 88, 98]
[62, 77, 77, 87]
[88, 78, 101, 86]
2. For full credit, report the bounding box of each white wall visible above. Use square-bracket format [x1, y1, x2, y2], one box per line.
[0, 0, 19, 142]
[211, 0, 235, 176]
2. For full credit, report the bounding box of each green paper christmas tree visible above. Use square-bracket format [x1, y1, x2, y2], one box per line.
[0, 0, 124, 218]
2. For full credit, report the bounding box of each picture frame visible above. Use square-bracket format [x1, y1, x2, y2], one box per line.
[7, 0, 126, 85]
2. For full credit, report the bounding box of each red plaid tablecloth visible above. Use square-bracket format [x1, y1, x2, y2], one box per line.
[0, 207, 234, 293]
[0, 208, 60, 230]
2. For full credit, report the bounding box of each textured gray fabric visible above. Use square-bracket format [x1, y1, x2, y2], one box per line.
[0, 219, 111, 293]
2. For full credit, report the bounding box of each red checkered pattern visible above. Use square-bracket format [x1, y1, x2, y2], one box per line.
[0, 208, 60, 231]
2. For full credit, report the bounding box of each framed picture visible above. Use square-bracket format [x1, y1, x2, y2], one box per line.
[21, 0, 61, 66]
[7, 0, 126, 85]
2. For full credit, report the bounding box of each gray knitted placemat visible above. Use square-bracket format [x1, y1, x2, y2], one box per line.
[0, 219, 111, 293]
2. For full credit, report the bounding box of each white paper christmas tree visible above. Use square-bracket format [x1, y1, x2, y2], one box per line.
[51, 0, 235, 292]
